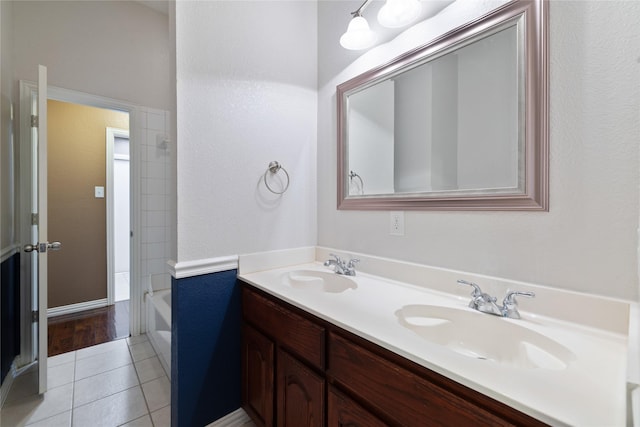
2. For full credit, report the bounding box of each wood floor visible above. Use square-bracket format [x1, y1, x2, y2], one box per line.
[47, 300, 130, 357]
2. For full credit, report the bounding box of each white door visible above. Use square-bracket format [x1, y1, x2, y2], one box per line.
[23, 65, 61, 394]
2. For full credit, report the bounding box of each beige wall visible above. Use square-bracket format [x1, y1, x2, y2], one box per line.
[47, 100, 128, 308]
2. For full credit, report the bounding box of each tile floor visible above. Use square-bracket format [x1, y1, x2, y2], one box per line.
[1, 334, 170, 427]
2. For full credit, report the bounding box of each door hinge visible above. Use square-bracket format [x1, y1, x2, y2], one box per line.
[31, 115, 38, 128]
[31, 310, 39, 323]
[31, 213, 39, 225]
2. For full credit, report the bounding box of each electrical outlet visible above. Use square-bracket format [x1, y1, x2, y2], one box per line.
[390, 211, 405, 236]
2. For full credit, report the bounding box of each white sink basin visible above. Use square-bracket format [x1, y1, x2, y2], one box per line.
[281, 270, 357, 293]
[396, 305, 576, 370]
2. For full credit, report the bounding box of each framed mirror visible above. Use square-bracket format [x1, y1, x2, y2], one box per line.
[337, 0, 548, 211]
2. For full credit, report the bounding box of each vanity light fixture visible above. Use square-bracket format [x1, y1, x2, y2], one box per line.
[340, 0, 422, 50]
[339, 0, 377, 50]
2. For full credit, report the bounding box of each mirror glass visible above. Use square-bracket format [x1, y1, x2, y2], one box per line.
[337, 0, 548, 210]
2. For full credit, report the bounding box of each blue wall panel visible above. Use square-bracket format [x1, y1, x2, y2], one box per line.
[171, 269, 241, 426]
[1, 253, 21, 385]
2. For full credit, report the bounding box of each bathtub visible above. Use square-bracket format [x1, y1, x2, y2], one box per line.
[146, 289, 171, 379]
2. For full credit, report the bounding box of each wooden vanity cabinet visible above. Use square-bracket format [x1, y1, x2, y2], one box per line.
[277, 349, 325, 426]
[242, 324, 274, 427]
[327, 386, 387, 427]
[241, 283, 548, 427]
[242, 285, 326, 427]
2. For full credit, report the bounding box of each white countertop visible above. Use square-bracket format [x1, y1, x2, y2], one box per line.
[238, 247, 631, 426]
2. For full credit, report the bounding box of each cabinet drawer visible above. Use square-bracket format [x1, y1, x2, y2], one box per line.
[328, 332, 515, 427]
[243, 287, 325, 369]
[328, 386, 388, 427]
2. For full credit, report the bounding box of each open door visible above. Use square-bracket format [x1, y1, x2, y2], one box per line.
[22, 65, 61, 394]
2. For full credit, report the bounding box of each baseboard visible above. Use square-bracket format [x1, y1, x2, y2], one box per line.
[47, 298, 108, 318]
[206, 408, 251, 427]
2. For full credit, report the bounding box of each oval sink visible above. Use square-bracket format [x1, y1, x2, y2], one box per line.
[396, 305, 576, 370]
[282, 270, 357, 293]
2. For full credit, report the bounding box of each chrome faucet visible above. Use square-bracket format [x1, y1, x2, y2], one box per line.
[324, 253, 359, 276]
[501, 290, 536, 319]
[457, 280, 535, 319]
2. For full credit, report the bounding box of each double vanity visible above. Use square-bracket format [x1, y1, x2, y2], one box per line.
[238, 247, 632, 426]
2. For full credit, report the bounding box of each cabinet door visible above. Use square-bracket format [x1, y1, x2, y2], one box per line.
[243, 325, 275, 427]
[277, 349, 325, 427]
[328, 386, 389, 427]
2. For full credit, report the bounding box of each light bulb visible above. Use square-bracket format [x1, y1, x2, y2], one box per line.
[340, 16, 378, 50]
[378, 0, 421, 28]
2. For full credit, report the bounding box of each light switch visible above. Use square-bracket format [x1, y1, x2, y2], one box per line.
[95, 186, 105, 198]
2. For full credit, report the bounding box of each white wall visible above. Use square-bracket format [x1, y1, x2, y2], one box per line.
[457, 26, 518, 190]
[395, 66, 432, 192]
[12, 1, 170, 111]
[349, 81, 395, 195]
[175, 1, 317, 263]
[430, 55, 458, 190]
[318, 0, 640, 301]
[114, 156, 130, 274]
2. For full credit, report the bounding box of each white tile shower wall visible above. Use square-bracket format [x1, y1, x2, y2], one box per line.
[138, 109, 172, 293]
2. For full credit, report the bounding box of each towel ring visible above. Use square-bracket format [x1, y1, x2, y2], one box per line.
[264, 161, 290, 194]
[349, 170, 363, 194]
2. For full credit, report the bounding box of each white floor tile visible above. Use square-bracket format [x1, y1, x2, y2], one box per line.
[150, 405, 170, 427]
[72, 386, 147, 427]
[4, 371, 38, 404]
[134, 356, 165, 384]
[141, 376, 170, 412]
[25, 410, 71, 427]
[0, 383, 73, 426]
[47, 361, 75, 389]
[119, 414, 153, 427]
[73, 364, 139, 408]
[47, 352, 76, 368]
[129, 341, 156, 362]
[75, 346, 133, 381]
[76, 338, 128, 361]
[126, 334, 149, 347]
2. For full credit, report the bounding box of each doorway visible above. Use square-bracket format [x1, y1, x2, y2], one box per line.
[46, 100, 131, 354]
[18, 81, 169, 391]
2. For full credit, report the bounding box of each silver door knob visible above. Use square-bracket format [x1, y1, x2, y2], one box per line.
[23, 244, 38, 253]
[47, 241, 62, 251]
[23, 241, 62, 253]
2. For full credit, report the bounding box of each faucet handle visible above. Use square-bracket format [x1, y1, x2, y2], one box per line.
[457, 279, 483, 297]
[503, 290, 535, 307]
[328, 253, 341, 261]
[347, 258, 360, 268]
[501, 291, 535, 319]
